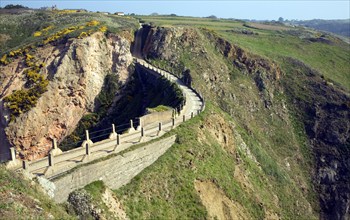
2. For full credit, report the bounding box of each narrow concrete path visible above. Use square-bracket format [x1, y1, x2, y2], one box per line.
[10, 58, 204, 180]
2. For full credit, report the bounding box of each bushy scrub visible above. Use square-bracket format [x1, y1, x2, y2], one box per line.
[3, 54, 48, 122]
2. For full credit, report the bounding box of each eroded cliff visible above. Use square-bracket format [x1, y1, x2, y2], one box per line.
[131, 25, 349, 219]
[0, 32, 133, 160]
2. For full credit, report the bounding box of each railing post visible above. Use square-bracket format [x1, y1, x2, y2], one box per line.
[22, 160, 28, 170]
[183, 115, 186, 122]
[141, 127, 144, 137]
[85, 142, 90, 156]
[117, 134, 120, 145]
[159, 122, 162, 131]
[85, 130, 90, 141]
[109, 124, 118, 139]
[191, 112, 194, 118]
[130, 119, 134, 130]
[10, 147, 16, 162]
[112, 124, 116, 134]
[139, 118, 143, 128]
[48, 152, 54, 167]
[52, 138, 58, 149]
[197, 109, 200, 115]
[172, 118, 175, 127]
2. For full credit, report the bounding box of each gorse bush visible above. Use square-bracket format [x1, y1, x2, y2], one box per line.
[3, 54, 48, 122]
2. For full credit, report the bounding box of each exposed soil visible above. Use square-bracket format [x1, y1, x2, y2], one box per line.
[102, 188, 128, 220]
[194, 179, 251, 220]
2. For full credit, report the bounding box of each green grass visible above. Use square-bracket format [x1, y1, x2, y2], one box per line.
[0, 11, 138, 54]
[146, 105, 171, 112]
[0, 165, 74, 219]
[139, 15, 350, 91]
[110, 16, 328, 219]
[113, 103, 317, 219]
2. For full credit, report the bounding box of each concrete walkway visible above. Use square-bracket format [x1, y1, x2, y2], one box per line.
[9, 58, 204, 180]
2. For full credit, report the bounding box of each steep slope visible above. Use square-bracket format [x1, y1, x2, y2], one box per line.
[110, 22, 349, 219]
[0, 165, 73, 219]
[0, 11, 138, 161]
[1, 11, 349, 220]
[0, 32, 133, 160]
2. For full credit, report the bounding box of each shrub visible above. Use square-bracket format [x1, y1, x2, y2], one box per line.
[99, 26, 107, 32]
[33, 31, 42, 37]
[78, 32, 89, 39]
[86, 20, 100, 27]
[0, 54, 9, 65]
[4, 57, 49, 121]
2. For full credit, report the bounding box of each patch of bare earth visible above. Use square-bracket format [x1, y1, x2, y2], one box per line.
[247, 23, 291, 31]
[102, 188, 128, 220]
[194, 180, 251, 220]
[198, 113, 236, 155]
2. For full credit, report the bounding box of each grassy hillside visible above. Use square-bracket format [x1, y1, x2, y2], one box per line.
[110, 16, 349, 219]
[1, 11, 348, 219]
[0, 10, 138, 54]
[139, 15, 350, 90]
[0, 166, 73, 219]
[114, 104, 317, 219]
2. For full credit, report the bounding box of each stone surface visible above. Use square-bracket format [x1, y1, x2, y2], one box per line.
[51, 135, 176, 203]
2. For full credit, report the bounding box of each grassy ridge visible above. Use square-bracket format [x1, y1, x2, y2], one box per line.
[139, 15, 350, 90]
[110, 16, 347, 218]
[0, 10, 138, 54]
[114, 103, 317, 219]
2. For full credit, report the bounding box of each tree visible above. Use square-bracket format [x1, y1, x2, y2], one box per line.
[207, 15, 217, 19]
[278, 17, 284, 22]
[4, 4, 28, 9]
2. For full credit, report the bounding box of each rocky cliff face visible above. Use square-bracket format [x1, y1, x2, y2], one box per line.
[283, 58, 350, 220]
[0, 32, 133, 160]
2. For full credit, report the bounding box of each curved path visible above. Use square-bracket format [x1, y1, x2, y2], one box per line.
[8, 58, 204, 179]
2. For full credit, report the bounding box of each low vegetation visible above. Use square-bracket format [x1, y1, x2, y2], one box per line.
[0, 165, 73, 219]
[146, 105, 171, 113]
[3, 54, 48, 122]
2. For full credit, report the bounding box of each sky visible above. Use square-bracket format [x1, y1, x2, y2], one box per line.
[1, 1, 349, 20]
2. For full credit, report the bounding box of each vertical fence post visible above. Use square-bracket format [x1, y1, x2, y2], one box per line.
[85, 130, 90, 141]
[130, 119, 134, 130]
[159, 122, 162, 131]
[85, 142, 90, 156]
[48, 152, 54, 167]
[172, 117, 175, 127]
[53, 138, 58, 149]
[183, 115, 186, 122]
[117, 134, 120, 145]
[191, 112, 194, 118]
[112, 124, 116, 134]
[22, 161, 28, 170]
[139, 118, 143, 128]
[141, 127, 144, 137]
[10, 147, 16, 162]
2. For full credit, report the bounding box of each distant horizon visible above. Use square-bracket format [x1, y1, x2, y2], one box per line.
[1, 1, 349, 21]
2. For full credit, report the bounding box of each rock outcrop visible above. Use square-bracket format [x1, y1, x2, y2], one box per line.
[0, 32, 133, 160]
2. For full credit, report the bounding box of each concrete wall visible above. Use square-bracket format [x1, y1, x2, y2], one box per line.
[140, 109, 173, 127]
[51, 135, 176, 203]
